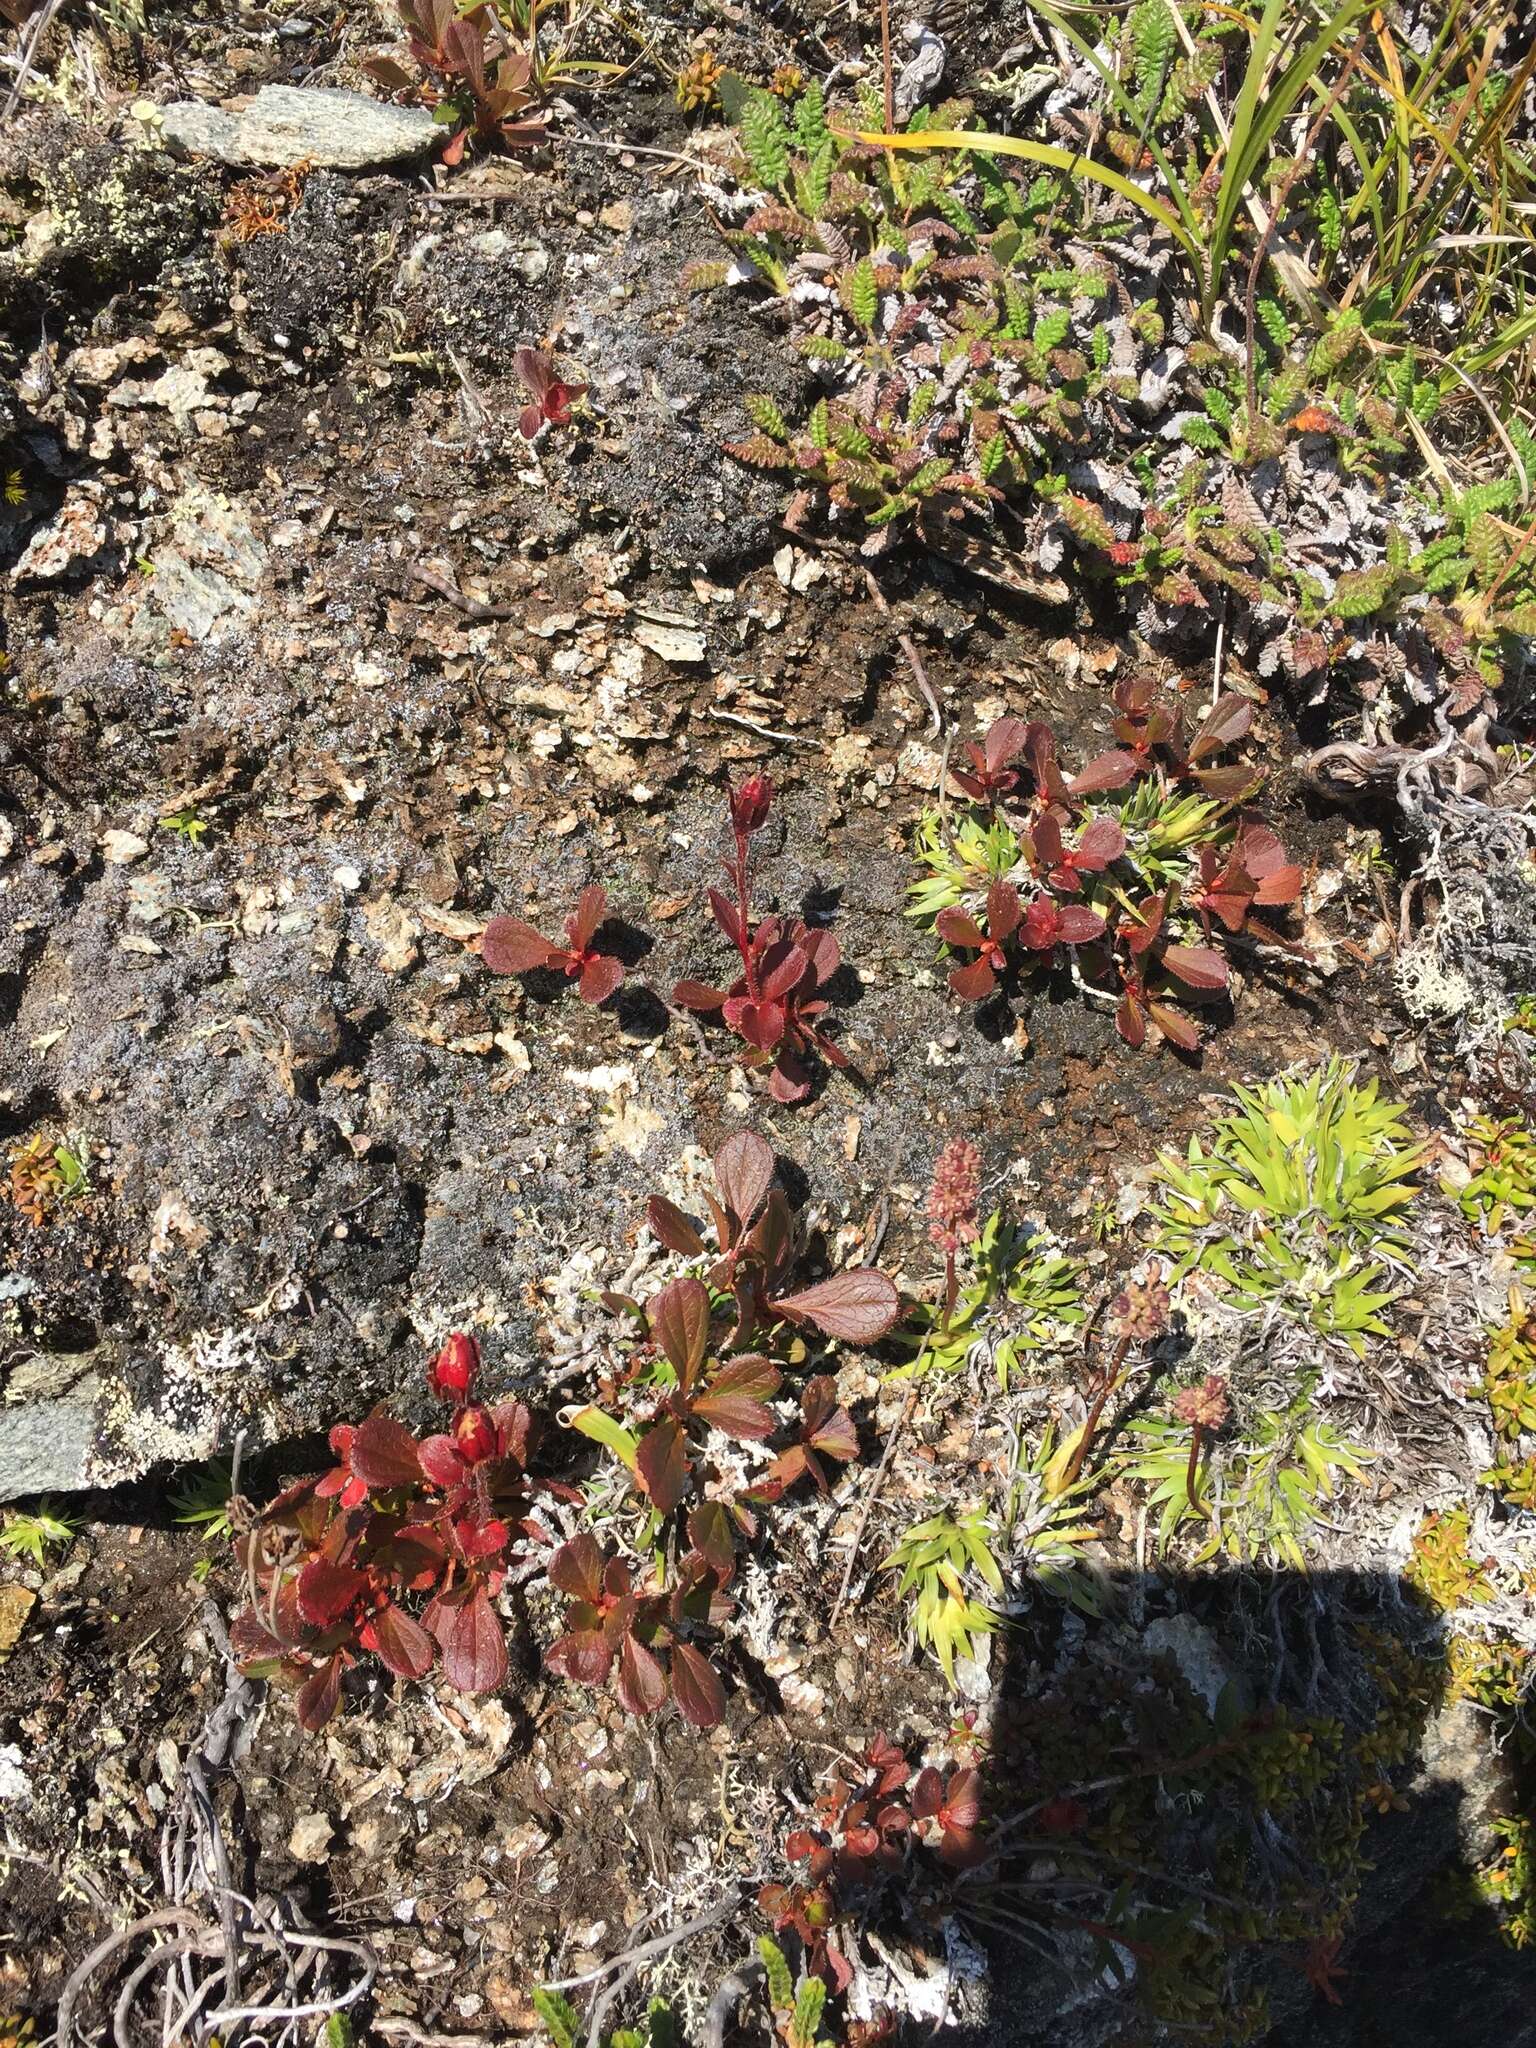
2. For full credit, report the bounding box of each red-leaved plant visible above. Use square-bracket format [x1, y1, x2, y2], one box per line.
[231, 1334, 563, 1729]
[515, 346, 587, 441]
[642, 1130, 901, 1356]
[366, 0, 548, 162]
[760, 1733, 984, 1993]
[925, 681, 1303, 1051]
[569, 1131, 897, 1588]
[481, 885, 624, 1004]
[674, 776, 850, 1102]
[544, 1530, 727, 1728]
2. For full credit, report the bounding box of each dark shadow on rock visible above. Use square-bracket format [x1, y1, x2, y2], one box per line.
[935, 1563, 1536, 2048]
[613, 980, 671, 1041]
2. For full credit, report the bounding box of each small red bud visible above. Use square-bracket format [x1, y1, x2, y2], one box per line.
[453, 1404, 498, 1465]
[729, 773, 773, 837]
[429, 1332, 479, 1403]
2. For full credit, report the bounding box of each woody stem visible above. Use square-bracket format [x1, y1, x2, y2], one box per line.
[1060, 1336, 1132, 1493]
[729, 826, 758, 998]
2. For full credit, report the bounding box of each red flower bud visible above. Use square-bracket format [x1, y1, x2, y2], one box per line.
[429, 1332, 479, 1403]
[453, 1404, 498, 1465]
[729, 774, 773, 837]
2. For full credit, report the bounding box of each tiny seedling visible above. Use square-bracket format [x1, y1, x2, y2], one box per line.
[482, 885, 625, 1003]
[674, 777, 852, 1102]
[0, 1500, 80, 1569]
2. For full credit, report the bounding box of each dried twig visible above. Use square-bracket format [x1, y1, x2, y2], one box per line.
[861, 567, 943, 734]
[542, 1888, 747, 1991]
[829, 1377, 920, 1626]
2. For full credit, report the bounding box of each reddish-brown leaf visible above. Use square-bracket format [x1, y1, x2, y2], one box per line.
[365, 1601, 435, 1680]
[432, 1585, 507, 1694]
[546, 1627, 612, 1685]
[482, 916, 554, 974]
[1162, 944, 1228, 991]
[713, 1131, 775, 1226]
[774, 1269, 901, 1343]
[548, 1532, 606, 1604]
[669, 1642, 726, 1729]
[635, 1417, 689, 1516]
[648, 1275, 713, 1385]
[647, 1195, 707, 1258]
[350, 1410, 422, 1490]
[567, 884, 607, 950]
[617, 1632, 667, 1716]
[673, 978, 727, 1012]
[687, 1502, 736, 1577]
[948, 956, 997, 1002]
[296, 1655, 343, 1731]
[1068, 749, 1137, 794]
[296, 1558, 366, 1629]
[578, 954, 624, 1005]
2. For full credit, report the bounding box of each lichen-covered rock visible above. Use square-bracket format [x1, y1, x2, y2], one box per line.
[157, 86, 441, 170]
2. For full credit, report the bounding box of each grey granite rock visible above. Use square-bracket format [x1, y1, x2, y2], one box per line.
[158, 86, 439, 170]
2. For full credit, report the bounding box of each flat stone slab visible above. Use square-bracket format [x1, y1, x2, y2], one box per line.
[157, 85, 440, 170]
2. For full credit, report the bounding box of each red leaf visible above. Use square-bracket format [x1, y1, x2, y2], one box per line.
[912, 1766, 943, 1820]
[943, 1767, 981, 1829]
[769, 1051, 812, 1103]
[1068, 750, 1137, 794]
[546, 1627, 612, 1685]
[648, 1275, 713, 1385]
[1055, 905, 1106, 944]
[713, 1131, 775, 1226]
[350, 1411, 422, 1490]
[688, 1502, 736, 1577]
[364, 1601, 435, 1680]
[1253, 864, 1304, 906]
[673, 978, 727, 1012]
[432, 1585, 507, 1694]
[1162, 944, 1228, 991]
[617, 1632, 667, 1716]
[636, 1417, 689, 1516]
[549, 1533, 607, 1604]
[1190, 691, 1252, 760]
[723, 996, 786, 1051]
[1148, 1000, 1201, 1051]
[297, 1558, 365, 1629]
[1077, 817, 1125, 866]
[985, 880, 1022, 941]
[800, 926, 840, 986]
[801, 1376, 858, 1462]
[1127, 895, 1165, 954]
[567, 884, 607, 950]
[417, 1435, 466, 1489]
[692, 1395, 776, 1441]
[693, 1354, 782, 1439]
[708, 887, 746, 948]
[647, 1195, 707, 1258]
[296, 1655, 343, 1731]
[579, 954, 624, 1004]
[482, 917, 554, 974]
[773, 1269, 901, 1343]
[670, 1642, 726, 1729]
[985, 714, 1028, 771]
[949, 957, 997, 1001]
[936, 908, 985, 949]
[1116, 992, 1146, 1048]
[706, 1352, 782, 1401]
[759, 942, 811, 1002]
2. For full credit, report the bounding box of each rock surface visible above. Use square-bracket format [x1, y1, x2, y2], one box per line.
[156, 86, 440, 169]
